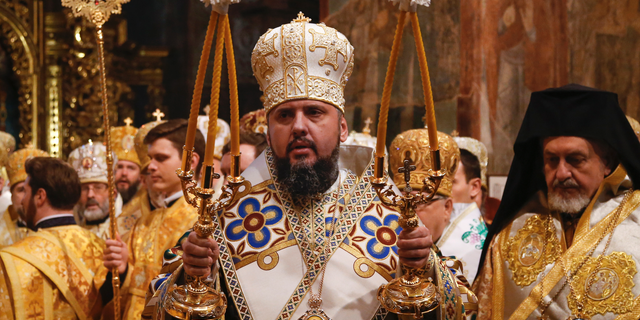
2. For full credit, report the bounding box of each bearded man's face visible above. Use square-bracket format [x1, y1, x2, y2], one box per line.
[267, 100, 349, 198]
[78, 182, 110, 222]
[543, 136, 613, 215]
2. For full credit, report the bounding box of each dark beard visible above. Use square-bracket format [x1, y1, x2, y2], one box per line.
[274, 141, 340, 201]
[118, 180, 140, 204]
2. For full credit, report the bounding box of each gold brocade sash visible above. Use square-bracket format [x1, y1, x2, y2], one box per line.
[508, 189, 640, 319]
[0, 230, 100, 320]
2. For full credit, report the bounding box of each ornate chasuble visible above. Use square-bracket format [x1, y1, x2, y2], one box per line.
[123, 195, 198, 320]
[79, 193, 124, 241]
[0, 225, 107, 319]
[475, 166, 640, 320]
[0, 206, 27, 246]
[117, 187, 150, 242]
[150, 146, 473, 320]
[437, 202, 487, 283]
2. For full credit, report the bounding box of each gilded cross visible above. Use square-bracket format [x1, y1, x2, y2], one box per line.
[363, 117, 372, 135]
[152, 109, 165, 121]
[293, 12, 311, 23]
[124, 117, 133, 127]
[309, 25, 349, 71]
[398, 153, 416, 192]
[204, 105, 210, 117]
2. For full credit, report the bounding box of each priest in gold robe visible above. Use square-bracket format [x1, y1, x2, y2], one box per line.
[144, 13, 474, 320]
[103, 119, 203, 320]
[475, 84, 640, 319]
[111, 120, 142, 206]
[0, 157, 107, 319]
[0, 147, 47, 246]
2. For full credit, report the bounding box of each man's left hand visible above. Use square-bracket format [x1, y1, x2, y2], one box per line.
[396, 226, 432, 268]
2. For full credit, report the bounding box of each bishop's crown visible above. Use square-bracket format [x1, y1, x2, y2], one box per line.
[251, 12, 355, 114]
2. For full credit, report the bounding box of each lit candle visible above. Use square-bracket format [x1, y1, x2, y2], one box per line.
[183, 10, 219, 171]
[224, 15, 240, 156]
[202, 14, 227, 167]
[410, 12, 438, 151]
[376, 11, 407, 158]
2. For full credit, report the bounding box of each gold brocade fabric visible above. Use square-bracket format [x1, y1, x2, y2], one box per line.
[118, 187, 149, 243]
[123, 196, 197, 320]
[0, 225, 107, 319]
[0, 207, 26, 247]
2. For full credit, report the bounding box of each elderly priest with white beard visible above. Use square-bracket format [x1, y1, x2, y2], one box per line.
[474, 84, 640, 320]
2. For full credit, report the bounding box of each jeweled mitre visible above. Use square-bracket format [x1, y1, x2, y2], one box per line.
[251, 13, 355, 113]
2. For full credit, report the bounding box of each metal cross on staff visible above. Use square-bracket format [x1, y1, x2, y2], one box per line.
[398, 153, 417, 192]
[124, 117, 133, 127]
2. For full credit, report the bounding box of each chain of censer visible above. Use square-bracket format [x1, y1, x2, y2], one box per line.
[96, 24, 120, 320]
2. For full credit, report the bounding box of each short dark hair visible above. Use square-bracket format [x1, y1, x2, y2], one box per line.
[221, 129, 268, 157]
[25, 157, 81, 210]
[459, 149, 481, 183]
[144, 119, 206, 177]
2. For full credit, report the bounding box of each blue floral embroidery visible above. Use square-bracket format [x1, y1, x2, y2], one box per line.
[360, 214, 402, 260]
[225, 198, 283, 249]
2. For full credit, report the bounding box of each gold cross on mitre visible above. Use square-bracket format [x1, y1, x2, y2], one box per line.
[124, 117, 133, 127]
[293, 12, 311, 23]
[363, 117, 372, 135]
[204, 105, 210, 117]
[152, 109, 165, 121]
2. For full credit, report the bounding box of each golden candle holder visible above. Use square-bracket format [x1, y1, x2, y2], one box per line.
[373, 150, 445, 318]
[164, 148, 251, 320]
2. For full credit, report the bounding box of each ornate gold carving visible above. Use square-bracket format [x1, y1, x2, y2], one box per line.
[309, 24, 349, 71]
[504, 215, 561, 287]
[567, 252, 637, 317]
[61, 0, 129, 27]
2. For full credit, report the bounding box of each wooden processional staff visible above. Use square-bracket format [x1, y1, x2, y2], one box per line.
[372, 0, 447, 318]
[60, 0, 130, 319]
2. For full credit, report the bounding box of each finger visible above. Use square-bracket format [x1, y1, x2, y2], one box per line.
[183, 240, 214, 258]
[396, 236, 432, 250]
[103, 253, 122, 263]
[105, 239, 123, 248]
[188, 232, 216, 249]
[183, 254, 214, 268]
[398, 227, 430, 240]
[115, 232, 122, 242]
[397, 248, 431, 259]
[104, 246, 122, 255]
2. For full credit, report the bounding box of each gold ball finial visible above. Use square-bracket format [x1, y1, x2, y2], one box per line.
[152, 109, 165, 122]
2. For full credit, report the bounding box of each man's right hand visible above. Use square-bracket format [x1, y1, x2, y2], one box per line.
[103, 233, 129, 275]
[182, 231, 219, 278]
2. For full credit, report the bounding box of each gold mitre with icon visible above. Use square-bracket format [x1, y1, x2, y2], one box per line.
[240, 109, 268, 135]
[251, 12, 355, 114]
[389, 129, 459, 197]
[135, 109, 166, 170]
[197, 105, 231, 160]
[452, 135, 488, 188]
[110, 117, 140, 167]
[5, 146, 49, 188]
[627, 115, 640, 141]
[68, 140, 113, 184]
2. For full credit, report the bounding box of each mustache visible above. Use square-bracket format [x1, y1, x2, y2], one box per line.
[552, 178, 579, 188]
[286, 137, 317, 154]
[86, 199, 101, 206]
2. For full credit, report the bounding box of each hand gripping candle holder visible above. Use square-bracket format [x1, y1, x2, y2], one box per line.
[372, 152, 444, 318]
[164, 151, 251, 320]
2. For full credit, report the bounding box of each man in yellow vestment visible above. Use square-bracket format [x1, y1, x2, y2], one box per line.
[475, 84, 640, 319]
[103, 119, 203, 320]
[0, 157, 107, 319]
[0, 146, 48, 246]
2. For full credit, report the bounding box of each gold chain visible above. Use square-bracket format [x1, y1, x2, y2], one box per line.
[305, 184, 342, 308]
[537, 190, 631, 319]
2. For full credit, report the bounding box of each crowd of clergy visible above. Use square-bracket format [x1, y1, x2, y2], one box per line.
[0, 9, 640, 320]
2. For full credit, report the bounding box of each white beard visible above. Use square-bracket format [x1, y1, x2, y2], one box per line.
[548, 191, 591, 215]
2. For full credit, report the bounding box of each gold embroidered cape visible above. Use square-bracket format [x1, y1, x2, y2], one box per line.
[0, 205, 27, 247]
[0, 225, 107, 319]
[475, 166, 640, 319]
[120, 195, 198, 320]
